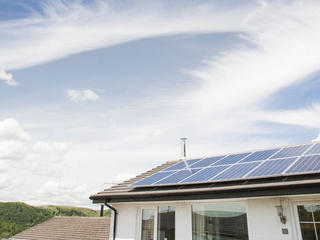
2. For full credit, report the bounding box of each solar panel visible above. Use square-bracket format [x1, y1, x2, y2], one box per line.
[305, 143, 320, 155]
[190, 156, 225, 168]
[240, 149, 280, 163]
[187, 159, 202, 165]
[156, 169, 200, 185]
[213, 152, 251, 166]
[132, 171, 175, 186]
[181, 165, 229, 183]
[212, 162, 260, 181]
[164, 159, 201, 171]
[285, 155, 320, 174]
[247, 157, 296, 177]
[131, 142, 320, 187]
[270, 145, 311, 159]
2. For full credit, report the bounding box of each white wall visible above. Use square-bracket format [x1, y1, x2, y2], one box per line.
[247, 198, 294, 240]
[109, 195, 320, 240]
[112, 203, 139, 240]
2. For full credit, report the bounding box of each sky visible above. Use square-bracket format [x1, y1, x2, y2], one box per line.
[1, 0, 320, 208]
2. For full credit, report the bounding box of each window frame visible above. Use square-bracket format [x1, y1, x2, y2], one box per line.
[138, 207, 158, 240]
[157, 205, 176, 240]
[138, 200, 249, 240]
[190, 200, 250, 240]
[292, 201, 320, 240]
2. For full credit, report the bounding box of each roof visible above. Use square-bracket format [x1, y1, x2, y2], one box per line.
[90, 141, 320, 203]
[12, 216, 110, 240]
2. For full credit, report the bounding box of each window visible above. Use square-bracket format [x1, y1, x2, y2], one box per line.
[141, 210, 155, 240]
[192, 202, 249, 240]
[158, 206, 175, 240]
[297, 205, 320, 240]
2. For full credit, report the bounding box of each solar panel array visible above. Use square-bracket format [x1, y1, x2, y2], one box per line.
[131, 142, 320, 187]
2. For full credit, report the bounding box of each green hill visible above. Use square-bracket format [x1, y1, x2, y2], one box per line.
[0, 202, 110, 239]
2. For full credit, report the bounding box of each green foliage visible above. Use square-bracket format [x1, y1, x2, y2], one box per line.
[0, 202, 52, 238]
[0, 202, 110, 239]
[44, 205, 110, 217]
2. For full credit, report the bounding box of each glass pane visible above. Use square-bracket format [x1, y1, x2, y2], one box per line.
[192, 202, 248, 240]
[316, 224, 320, 239]
[313, 206, 320, 222]
[298, 206, 314, 222]
[141, 210, 154, 240]
[300, 223, 316, 240]
[158, 206, 175, 240]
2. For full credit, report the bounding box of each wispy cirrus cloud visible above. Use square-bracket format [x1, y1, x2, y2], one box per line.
[0, 0, 250, 71]
[182, 0, 320, 130]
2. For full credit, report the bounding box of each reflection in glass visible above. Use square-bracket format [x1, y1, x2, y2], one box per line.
[158, 206, 175, 240]
[141, 210, 155, 240]
[314, 206, 320, 222]
[192, 202, 248, 240]
[298, 206, 314, 222]
[297, 205, 320, 240]
[300, 223, 316, 240]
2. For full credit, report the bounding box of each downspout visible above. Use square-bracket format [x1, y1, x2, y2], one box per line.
[105, 201, 118, 240]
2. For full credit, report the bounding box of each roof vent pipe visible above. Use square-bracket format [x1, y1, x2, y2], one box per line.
[180, 137, 187, 159]
[180, 138, 192, 172]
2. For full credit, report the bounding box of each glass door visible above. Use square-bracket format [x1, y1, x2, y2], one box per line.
[157, 206, 175, 240]
[141, 209, 155, 240]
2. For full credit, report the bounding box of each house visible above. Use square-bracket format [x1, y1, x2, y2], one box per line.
[90, 141, 320, 240]
[12, 216, 110, 240]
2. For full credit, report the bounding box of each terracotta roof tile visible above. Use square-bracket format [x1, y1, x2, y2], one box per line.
[12, 216, 109, 240]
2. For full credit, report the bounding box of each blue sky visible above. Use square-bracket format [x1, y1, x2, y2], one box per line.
[1, 0, 320, 207]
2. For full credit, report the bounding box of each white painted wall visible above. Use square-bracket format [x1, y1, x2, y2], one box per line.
[108, 195, 320, 240]
[112, 203, 139, 240]
[246, 198, 294, 240]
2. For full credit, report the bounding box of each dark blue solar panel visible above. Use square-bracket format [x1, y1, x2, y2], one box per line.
[240, 149, 280, 163]
[247, 157, 296, 177]
[132, 171, 175, 186]
[181, 165, 229, 183]
[156, 169, 200, 185]
[212, 162, 260, 180]
[271, 145, 311, 159]
[164, 161, 186, 171]
[305, 143, 320, 155]
[187, 159, 201, 165]
[286, 155, 320, 174]
[213, 152, 251, 166]
[132, 143, 320, 187]
[164, 159, 201, 171]
[190, 156, 225, 168]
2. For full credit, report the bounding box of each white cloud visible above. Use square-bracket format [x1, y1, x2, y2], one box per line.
[0, 0, 249, 71]
[0, 118, 74, 205]
[258, 103, 320, 129]
[32, 141, 68, 155]
[0, 69, 18, 86]
[0, 141, 28, 161]
[0, 118, 31, 141]
[33, 181, 90, 206]
[181, 0, 320, 130]
[0, 174, 15, 191]
[67, 89, 100, 102]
